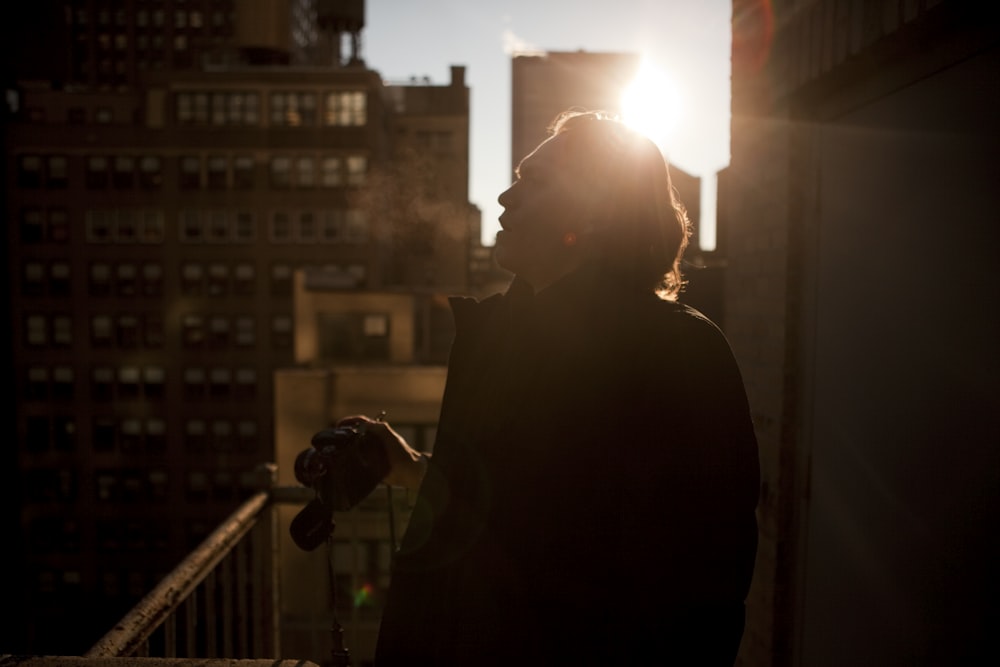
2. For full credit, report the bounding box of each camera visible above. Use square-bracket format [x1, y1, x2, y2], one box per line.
[289, 423, 390, 551]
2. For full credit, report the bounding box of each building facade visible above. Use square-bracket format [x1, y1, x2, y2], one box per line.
[725, 1, 998, 664]
[3, 0, 479, 654]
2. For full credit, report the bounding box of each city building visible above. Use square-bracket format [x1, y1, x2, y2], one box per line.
[2, 0, 481, 653]
[724, 1, 997, 664]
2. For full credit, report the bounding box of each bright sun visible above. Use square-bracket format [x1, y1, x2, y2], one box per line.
[621, 60, 684, 148]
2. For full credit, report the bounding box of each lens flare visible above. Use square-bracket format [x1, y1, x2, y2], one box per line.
[354, 582, 375, 608]
[621, 60, 683, 147]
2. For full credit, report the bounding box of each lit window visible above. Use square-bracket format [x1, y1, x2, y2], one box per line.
[234, 263, 255, 295]
[346, 210, 369, 243]
[296, 156, 315, 187]
[324, 90, 366, 126]
[346, 155, 367, 185]
[18, 155, 43, 188]
[21, 208, 44, 243]
[181, 263, 204, 295]
[321, 156, 342, 187]
[270, 157, 292, 188]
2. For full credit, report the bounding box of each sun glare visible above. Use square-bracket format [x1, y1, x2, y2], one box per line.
[621, 60, 683, 148]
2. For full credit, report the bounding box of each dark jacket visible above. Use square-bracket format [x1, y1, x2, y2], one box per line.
[375, 269, 760, 666]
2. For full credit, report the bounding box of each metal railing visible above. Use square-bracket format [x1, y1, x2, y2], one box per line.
[84, 463, 310, 661]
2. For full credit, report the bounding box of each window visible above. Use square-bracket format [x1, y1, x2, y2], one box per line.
[53, 367, 75, 400]
[19, 155, 43, 188]
[211, 420, 234, 451]
[140, 210, 165, 243]
[270, 91, 317, 126]
[321, 156, 342, 187]
[50, 262, 71, 296]
[116, 315, 139, 348]
[235, 368, 257, 399]
[208, 264, 229, 296]
[324, 91, 366, 126]
[118, 367, 141, 400]
[209, 367, 231, 398]
[296, 156, 315, 188]
[49, 209, 70, 243]
[346, 210, 369, 243]
[86, 210, 114, 243]
[237, 421, 259, 453]
[318, 312, 390, 361]
[272, 315, 293, 349]
[26, 315, 48, 347]
[86, 156, 109, 188]
[141, 263, 163, 296]
[179, 155, 201, 189]
[346, 155, 367, 185]
[92, 367, 114, 402]
[26, 366, 49, 401]
[182, 315, 204, 347]
[139, 156, 162, 188]
[235, 317, 256, 347]
[52, 316, 73, 347]
[270, 212, 293, 242]
[207, 316, 230, 346]
[233, 156, 255, 188]
[207, 155, 227, 189]
[183, 368, 206, 400]
[270, 157, 291, 188]
[143, 314, 164, 347]
[143, 367, 165, 399]
[270, 264, 292, 296]
[235, 212, 256, 241]
[113, 156, 135, 188]
[116, 210, 138, 243]
[115, 263, 137, 296]
[234, 263, 255, 295]
[181, 263, 204, 295]
[298, 211, 317, 242]
[179, 210, 203, 243]
[47, 156, 69, 188]
[21, 208, 44, 243]
[185, 420, 207, 453]
[23, 262, 46, 296]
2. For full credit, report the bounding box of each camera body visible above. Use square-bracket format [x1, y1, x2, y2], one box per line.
[290, 424, 389, 551]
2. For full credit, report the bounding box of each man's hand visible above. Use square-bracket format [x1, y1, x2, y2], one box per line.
[336, 415, 429, 490]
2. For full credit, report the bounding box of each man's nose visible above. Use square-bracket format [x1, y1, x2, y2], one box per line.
[498, 183, 516, 207]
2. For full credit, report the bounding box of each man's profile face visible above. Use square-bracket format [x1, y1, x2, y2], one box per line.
[495, 133, 596, 290]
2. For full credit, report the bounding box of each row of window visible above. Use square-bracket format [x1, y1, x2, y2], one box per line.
[22, 259, 366, 299]
[175, 90, 367, 127]
[17, 152, 368, 190]
[22, 416, 261, 457]
[23, 365, 261, 403]
[22, 313, 292, 350]
[24, 464, 262, 508]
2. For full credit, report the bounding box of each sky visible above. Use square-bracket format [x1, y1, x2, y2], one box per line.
[363, 0, 733, 247]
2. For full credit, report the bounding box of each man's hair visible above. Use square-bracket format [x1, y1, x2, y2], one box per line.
[548, 110, 691, 300]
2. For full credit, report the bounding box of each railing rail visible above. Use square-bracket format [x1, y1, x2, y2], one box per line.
[86, 465, 286, 660]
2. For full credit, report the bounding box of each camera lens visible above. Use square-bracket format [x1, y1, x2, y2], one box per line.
[294, 447, 322, 486]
